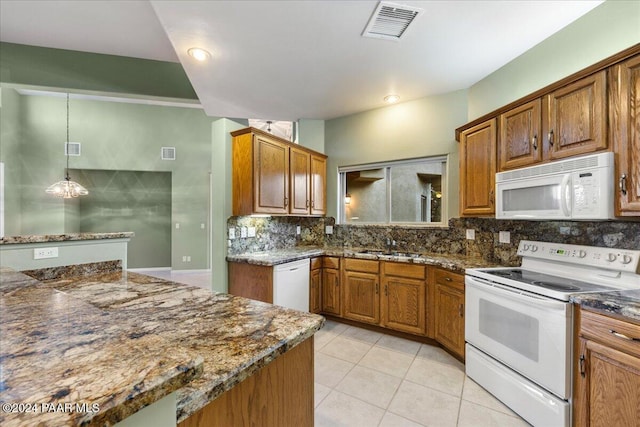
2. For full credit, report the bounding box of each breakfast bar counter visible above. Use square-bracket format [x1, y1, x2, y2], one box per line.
[0, 265, 324, 426]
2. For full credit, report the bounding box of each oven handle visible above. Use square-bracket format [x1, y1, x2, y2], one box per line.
[466, 276, 568, 311]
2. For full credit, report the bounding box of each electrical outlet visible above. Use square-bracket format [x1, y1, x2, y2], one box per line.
[228, 227, 236, 239]
[186, 256, 191, 262]
[182, 256, 187, 262]
[296, 225, 301, 235]
[466, 229, 475, 240]
[247, 226, 256, 237]
[499, 231, 511, 244]
[560, 226, 571, 235]
[240, 227, 248, 238]
[200, 223, 205, 229]
[175, 223, 180, 229]
[34, 247, 59, 259]
[325, 225, 334, 235]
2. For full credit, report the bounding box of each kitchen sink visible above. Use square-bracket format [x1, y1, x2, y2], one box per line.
[357, 249, 422, 258]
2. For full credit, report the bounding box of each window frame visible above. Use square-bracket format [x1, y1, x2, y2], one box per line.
[337, 155, 448, 226]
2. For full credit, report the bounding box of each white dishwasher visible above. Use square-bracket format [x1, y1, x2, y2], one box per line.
[273, 258, 310, 312]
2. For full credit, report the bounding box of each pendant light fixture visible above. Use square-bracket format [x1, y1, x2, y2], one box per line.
[45, 93, 89, 198]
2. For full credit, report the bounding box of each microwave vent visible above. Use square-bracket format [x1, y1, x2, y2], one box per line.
[497, 153, 608, 182]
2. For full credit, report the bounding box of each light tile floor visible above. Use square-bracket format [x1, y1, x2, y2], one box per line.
[135, 271, 530, 426]
[314, 320, 531, 427]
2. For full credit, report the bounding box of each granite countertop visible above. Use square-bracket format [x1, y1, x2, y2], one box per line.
[0, 267, 202, 427]
[227, 246, 499, 273]
[571, 289, 640, 325]
[1, 268, 324, 425]
[0, 232, 135, 245]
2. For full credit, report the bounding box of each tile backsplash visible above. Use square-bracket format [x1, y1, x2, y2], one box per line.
[228, 216, 640, 266]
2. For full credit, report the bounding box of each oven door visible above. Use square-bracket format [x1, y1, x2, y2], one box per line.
[465, 275, 572, 399]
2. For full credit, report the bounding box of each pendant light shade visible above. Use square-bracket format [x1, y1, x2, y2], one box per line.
[46, 93, 88, 199]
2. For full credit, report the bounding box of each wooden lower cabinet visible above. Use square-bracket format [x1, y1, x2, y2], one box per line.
[179, 337, 314, 427]
[429, 268, 465, 359]
[309, 258, 322, 314]
[381, 262, 426, 335]
[321, 257, 341, 316]
[573, 309, 640, 427]
[228, 262, 273, 304]
[342, 259, 380, 325]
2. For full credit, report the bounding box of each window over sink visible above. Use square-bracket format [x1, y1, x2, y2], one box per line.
[338, 156, 447, 225]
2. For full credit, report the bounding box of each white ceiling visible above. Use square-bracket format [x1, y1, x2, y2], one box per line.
[1, 1, 603, 120]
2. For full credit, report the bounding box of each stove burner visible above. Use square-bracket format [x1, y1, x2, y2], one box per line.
[530, 281, 581, 291]
[491, 270, 521, 278]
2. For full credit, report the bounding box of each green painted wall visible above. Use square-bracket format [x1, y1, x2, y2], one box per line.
[0, 42, 197, 100]
[0, 88, 23, 235]
[324, 90, 468, 220]
[468, 0, 640, 120]
[2, 91, 214, 269]
[74, 169, 172, 268]
[298, 119, 325, 153]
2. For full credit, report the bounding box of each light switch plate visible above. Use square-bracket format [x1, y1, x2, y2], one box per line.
[228, 227, 236, 239]
[240, 227, 248, 238]
[247, 226, 256, 237]
[296, 225, 301, 235]
[499, 231, 510, 244]
[325, 225, 334, 235]
[466, 229, 475, 240]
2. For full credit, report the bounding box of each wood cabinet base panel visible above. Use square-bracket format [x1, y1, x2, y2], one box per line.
[179, 338, 314, 427]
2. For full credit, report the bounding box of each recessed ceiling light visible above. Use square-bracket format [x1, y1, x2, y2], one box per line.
[187, 48, 211, 62]
[384, 95, 400, 103]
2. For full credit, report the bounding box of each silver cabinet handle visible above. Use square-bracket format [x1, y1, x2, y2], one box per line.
[284, 197, 288, 207]
[619, 174, 627, 196]
[609, 329, 639, 341]
[548, 130, 554, 146]
[532, 135, 538, 151]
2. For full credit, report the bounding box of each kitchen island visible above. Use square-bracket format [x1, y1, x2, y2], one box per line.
[0, 264, 323, 426]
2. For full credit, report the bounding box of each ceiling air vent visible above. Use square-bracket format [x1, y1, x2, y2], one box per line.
[161, 147, 176, 160]
[65, 142, 81, 156]
[362, 1, 422, 40]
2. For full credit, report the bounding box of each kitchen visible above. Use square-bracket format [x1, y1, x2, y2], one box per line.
[1, 1, 640, 426]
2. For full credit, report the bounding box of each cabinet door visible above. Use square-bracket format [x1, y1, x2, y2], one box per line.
[460, 119, 496, 216]
[253, 135, 289, 214]
[310, 154, 327, 215]
[577, 339, 640, 427]
[381, 276, 426, 335]
[611, 55, 640, 216]
[434, 283, 465, 359]
[321, 268, 341, 316]
[343, 271, 380, 325]
[544, 71, 607, 161]
[499, 99, 542, 171]
[310, 268, 322, 314]
[290, 147, 311, 215]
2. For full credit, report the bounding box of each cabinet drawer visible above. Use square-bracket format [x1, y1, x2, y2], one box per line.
[383, 262, 425, 280]
[344, 258, 379, 273]
[580, 310, 640, 358]
[433, 268, 464, 291]
[310, 257, 322, 270]
[323, 256, 340, 269]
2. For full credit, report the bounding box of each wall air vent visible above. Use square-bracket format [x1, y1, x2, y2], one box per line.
[362, 1, 422, 40]
[161, 147, 176, 160]
[65, 142, 81, 156]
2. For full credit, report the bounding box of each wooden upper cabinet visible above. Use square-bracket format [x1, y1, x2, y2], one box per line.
[499, 99, 542, 170]
[254, 134, 290, 214]
[459, 119, 497, 216]
[610, 54, 640, 216]
[310, 154, 327, 215]
[543, 71, 607, 160]
[232, 127, 327, 216]
[290, 147, 311, 215]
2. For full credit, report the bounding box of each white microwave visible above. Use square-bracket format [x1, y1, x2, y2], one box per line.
[495, 152, 614, 220]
